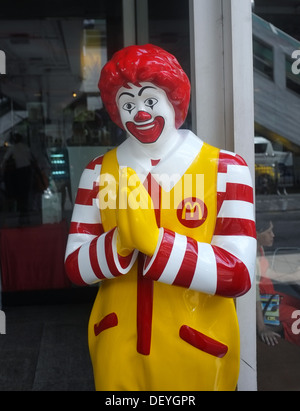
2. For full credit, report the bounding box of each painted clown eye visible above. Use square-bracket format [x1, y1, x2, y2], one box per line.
[122, 102, 136, 113]
[144, 98, 158, 109]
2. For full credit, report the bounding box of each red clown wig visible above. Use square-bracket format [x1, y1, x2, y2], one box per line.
[98, 44, 191, 130]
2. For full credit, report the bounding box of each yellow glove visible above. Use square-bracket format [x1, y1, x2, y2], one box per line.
[116, 167, 159, 257]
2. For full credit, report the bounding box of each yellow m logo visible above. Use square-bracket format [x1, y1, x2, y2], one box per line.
[177, 197, 207, 228]
[182, 201, 202, 220]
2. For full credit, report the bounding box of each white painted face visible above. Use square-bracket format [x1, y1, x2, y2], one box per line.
[116, 82, 176, 144]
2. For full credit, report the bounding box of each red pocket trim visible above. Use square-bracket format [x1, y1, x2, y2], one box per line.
[179, 325, 228, 358]
[94, 313, 118, 337]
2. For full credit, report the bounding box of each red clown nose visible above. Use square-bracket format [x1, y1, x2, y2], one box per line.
[134, 111, 152, 122]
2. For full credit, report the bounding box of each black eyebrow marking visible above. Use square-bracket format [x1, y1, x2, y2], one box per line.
[138, 86, 157, 96]
[118, 91, 135, 100]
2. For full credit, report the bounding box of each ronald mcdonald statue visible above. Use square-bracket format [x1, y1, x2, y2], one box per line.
[65, 44, 256, 391]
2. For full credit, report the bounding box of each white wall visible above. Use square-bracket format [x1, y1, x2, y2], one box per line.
[189, 0, 256, 391]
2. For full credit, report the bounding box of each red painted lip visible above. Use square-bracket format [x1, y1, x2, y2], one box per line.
[126, 116, 165, 144]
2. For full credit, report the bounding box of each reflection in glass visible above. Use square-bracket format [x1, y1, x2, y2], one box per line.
[253, 37, 274, 80]
[254, 11, 300, 391]
[0, 18, 125, 229]
[256, 220, 300, 348]
[286, 56, 300, 96]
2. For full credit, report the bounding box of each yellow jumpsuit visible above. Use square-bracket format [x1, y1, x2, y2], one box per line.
[88, 143, 240, 391]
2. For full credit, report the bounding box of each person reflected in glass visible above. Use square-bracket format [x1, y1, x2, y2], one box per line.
[256, 219, 300, 346]
[1, 133, 32, 225]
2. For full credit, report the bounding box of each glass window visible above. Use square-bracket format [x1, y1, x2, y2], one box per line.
[253, 37, 274, 80]
[255, 142, 268, 154]
[0, 0, 190, 297]
[286, 56, 300, 95]
[0, 2, 124, 294]
[253, 13, 300, 391]
[148, 0, 191, 130]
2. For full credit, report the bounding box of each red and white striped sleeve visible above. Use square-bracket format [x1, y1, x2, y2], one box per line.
[64, 156, 138, 286]
[143, 151, 256, 298]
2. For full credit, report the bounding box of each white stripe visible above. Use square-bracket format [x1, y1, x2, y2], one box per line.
[211, 235, 257, 285]
[190, 244, 217, 295]
[217, 164, 252, 193]
[158, 233, 187, 285]
[111, 229, 139, 274]
[220, 149, 237, 156]
[78, 244, 101, 284]
[218, 200, 254, 220]
[71, 203, 101, 224]
[217, 173, 226, 193]
[96, 233, 114, 279]
[65, 233, 96, 260]
[227, 164, 252, 186]
[79, 165, 101, 190]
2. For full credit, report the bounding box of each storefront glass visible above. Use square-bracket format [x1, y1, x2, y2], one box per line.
[0, 0, 190, 296]
[0, 1, 124, 293]
[253, 13, 300, 391]
[148, 0, 191, 129]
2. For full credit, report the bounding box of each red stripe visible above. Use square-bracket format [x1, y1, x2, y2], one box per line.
[144, 173, 161, 226]
[225, 183, 253, 203]
[75, 188, 94, 205]
[69, 222, 104, 236]
[94, 313, 118, 336]
[213, 245, 251, 297]
[118, 252, 134, 269]
[89, 237, 105, 280]
[179, 325, 228, 358]
[75, 181, 99, 206]
[65, 249, 86, 286]
[86, 155, 103, 170]
[155, 184, 161, 227]
[143, 229, 175, 281]
[104, 229, 119, 277]
[151, 159, 160, 166]
[218, 152, 247, 173]
[214, 218, 256, 238]
[173, 237, 198, 288]
[136, 171, 159, 356]
[137, 254, 153, 355]
[75, 188, 92, 205]
[217, 184, 253, 214]
[217, 191, 226, 215]
[89, 230, 133, 279]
